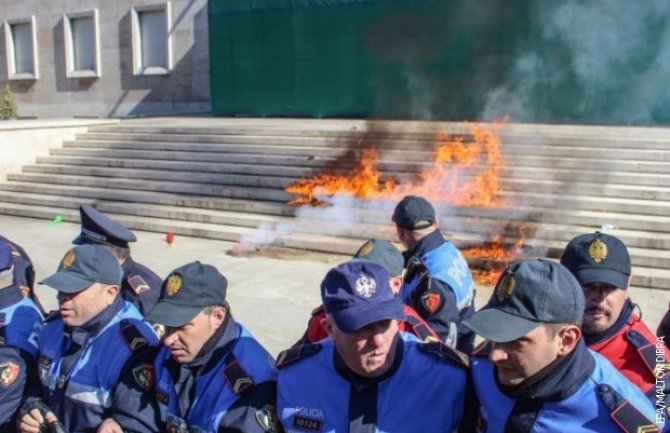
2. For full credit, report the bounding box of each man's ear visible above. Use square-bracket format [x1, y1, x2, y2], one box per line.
[322, 316, 335, 337]
[557, 325, 581, 356]
[211, 306, 227, 328]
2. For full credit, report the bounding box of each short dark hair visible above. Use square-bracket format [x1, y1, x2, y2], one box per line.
[544, 321, 581, 340]
[202, 302, 228, 316]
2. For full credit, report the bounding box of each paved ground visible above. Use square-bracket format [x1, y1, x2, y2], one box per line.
[6, 214, 669, 356]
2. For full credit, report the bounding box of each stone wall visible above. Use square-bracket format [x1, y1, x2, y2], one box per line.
[0, 0, 210, 118]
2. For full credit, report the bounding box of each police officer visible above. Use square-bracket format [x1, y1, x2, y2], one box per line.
[560, 232, 670, 403]
[134, 261, 280, 433]
[19, 244, 158, 433]
[277, 260, 469, 433]
[0, 243, 42, 431]
[73, 204, 161, 315]
[298, 238, 439, 344]
[0, 235, 35, 292]
[392, 195, 476, 352]
[462, 259, 660, 433]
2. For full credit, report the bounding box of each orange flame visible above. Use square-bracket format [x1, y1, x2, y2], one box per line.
[285, 124, 503, 207]
[461, 228, 527, 284]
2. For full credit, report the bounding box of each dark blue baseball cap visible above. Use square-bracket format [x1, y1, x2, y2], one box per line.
[463, 259, 584, 343]
[392, 195, 436, 230]
[353, 239, 404, 277]
[40, 244, 123, 293]
[560, 232, 631, 289]
[73, 205, 137, 248]
[321, 260, 405, 333]
[145, 261, 228, 327]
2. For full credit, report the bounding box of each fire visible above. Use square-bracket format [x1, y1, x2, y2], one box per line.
[284, 121, 523, 285]
[285, 124, 503, 206]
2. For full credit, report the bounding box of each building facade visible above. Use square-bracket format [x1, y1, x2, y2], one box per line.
[0, 0, 210, 118]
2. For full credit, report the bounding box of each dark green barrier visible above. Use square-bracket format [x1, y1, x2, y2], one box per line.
[209, 0, 670, 125]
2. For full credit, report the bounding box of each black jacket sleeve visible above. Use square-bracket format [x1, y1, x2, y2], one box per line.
[218, 381, 282, 433]
[0, 347, 31, 430]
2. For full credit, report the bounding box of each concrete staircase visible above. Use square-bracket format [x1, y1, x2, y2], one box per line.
[1, 117, 669, 289]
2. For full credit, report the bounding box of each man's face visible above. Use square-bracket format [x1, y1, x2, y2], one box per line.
[329, 318, 400, 378]
[162, 309, 222, 364]
[490, 325, 562, 386]
[57, 283, 112, 327]
[582, 282, 628, 335]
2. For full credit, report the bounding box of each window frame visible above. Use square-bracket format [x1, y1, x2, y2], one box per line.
[4, 16, 39, 80]
[131, 2, 172, 76]
[63, 9, 101, 79]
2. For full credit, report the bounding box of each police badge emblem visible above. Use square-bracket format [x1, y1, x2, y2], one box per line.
[0, 362, 19, 387]
[356, 240, 374, 258]
[496, 273, 515, 302]
[589, 238, 608, 263]
[132, 364, 155, 390]
[421, 292, 441, 314]
[255, 404, 279, 433]
[61, 250, 76, 269]
[165, 274, 182, 296]
[355, 273, 376, 298]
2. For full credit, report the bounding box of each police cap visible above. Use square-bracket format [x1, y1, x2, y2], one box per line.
[463, 259, 584, 343]
[392, 195, 436, 230]
[560, 231, 631, 289]
[353, 239, 404, 277]
[321, 260, 405, 333]
[145, 261, 228, 327]
[73, 204, 137, 248]
[40, 244, 123, 293]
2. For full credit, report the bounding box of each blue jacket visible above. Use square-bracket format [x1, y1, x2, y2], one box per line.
[277, 333, 468, 433]
[470, 343, 662, 433]
[36, 298, 157, 433]
[0, 285, 42, 431]
[154, 318, 278, 433]
[401, 230, 475, 351]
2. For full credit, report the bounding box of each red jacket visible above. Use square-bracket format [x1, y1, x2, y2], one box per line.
[588, 313, 669, 396]
[300, 304, 440, 344]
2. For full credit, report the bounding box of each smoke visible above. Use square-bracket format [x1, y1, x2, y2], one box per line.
[483, 1, 670, 124]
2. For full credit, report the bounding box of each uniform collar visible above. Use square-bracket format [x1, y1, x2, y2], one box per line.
[404, 229, 444, 263]
[0, 284, 25, 308]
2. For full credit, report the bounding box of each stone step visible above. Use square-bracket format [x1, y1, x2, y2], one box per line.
[65, 137, 670, 166]
[6, 173, 292, 202]
[37, 155, 670, 188]
[21, 164, 670, 204]
[0, 199, 667, 290]
[50, 146, 670, 174]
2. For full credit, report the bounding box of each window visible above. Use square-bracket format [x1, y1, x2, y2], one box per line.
[64, 10, 100, 78]
[4, 16, 38, 80]
[131, 2, 172, 75]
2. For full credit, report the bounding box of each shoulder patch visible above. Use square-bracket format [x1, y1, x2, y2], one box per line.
[626, 330, 667, 377]
[223, 353, 255, 395]
[132, 363, 155, 390]
[471, 340, 493, 357]
[276, 343, 322, 369]
[597, 383, 659, 433]
[418, 341, 469, 368]
[119, 320, 149, 352]
[255, 404, 280, 433]
[420, 292, 442, 315]
[127, 275, 151, 295]
[0, 362, 20, 387]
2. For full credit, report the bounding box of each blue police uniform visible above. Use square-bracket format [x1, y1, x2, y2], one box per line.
[153, 316, 279, 433]
[34, 297, 158, 432]
[401, 229, 476, 352]
[73, 205, 162, 315]
[469, 341, 663, 433]
[277, 333, 468, 433]
[0, 283, 42, 431]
